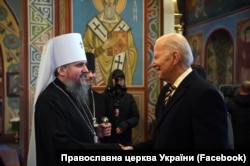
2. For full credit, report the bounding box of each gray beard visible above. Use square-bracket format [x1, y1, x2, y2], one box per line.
[104, 5, 116, 19]
[65, 79, 90, 107]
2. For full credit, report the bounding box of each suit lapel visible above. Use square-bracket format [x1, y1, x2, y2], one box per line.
[156, 72, 196, 128]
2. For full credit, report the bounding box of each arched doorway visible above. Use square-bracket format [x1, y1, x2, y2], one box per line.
[205, 29, 234, 88]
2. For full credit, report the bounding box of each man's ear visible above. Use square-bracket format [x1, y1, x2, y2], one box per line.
[172, 50, 180, 65]
[57, 66, 67, 76]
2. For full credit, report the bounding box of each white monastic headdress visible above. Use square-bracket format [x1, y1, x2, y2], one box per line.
[27, 33, 86, 166]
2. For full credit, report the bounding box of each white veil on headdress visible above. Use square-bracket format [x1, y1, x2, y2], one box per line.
[27, 33, 86, 166]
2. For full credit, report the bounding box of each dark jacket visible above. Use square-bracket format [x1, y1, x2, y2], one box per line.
[227, 94, 250, 149]
[133, 71, 228, 150]
[102, 88, 140, 145]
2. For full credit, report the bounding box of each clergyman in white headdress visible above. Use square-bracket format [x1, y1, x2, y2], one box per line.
[27, 33, 121, 166]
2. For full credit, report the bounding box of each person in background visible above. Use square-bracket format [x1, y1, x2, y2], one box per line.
[121, 33, 228, 150]
[85, 52, 110, 139]
[103, 69, 140, 146]
[191, 64, 206, 79]
[27, 33, 121, 166]
[192, 64, 234, 149]
[226, 80, 250, 150]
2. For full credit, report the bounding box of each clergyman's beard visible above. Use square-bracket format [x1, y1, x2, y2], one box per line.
[104, 4, 116, 19]
[65, 79, 90, 107]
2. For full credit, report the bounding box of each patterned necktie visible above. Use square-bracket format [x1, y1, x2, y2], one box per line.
[164, 84, 176, 105]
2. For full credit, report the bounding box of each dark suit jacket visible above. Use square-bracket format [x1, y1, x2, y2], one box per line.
[134, 71, 228, 150]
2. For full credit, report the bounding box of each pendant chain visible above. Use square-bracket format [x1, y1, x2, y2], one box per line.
[52, 82, 98, 143]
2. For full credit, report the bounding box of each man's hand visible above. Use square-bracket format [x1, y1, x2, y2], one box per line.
[97, 122, 112, 138]
[119, 144, 134, 150]
[115, 127, 123, 134]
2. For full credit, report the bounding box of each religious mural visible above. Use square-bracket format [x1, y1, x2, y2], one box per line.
[183, 0, 250, 26]
[73, 0, 144, 86]
[236, 18, 250, 82]
[206, 30, 234, 88]
[0, 0, 20, 135]
[187, 33, 203, 65]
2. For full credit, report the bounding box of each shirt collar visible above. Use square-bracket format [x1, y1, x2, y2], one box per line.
[172, 67, 193, 88]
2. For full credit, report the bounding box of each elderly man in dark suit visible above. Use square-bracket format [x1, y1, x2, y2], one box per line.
[121, 33, 228, 150]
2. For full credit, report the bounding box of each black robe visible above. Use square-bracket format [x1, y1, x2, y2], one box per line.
[35, 78, 119, 166]
[88, 89, 107, 125]
[88, 88, 111, 143]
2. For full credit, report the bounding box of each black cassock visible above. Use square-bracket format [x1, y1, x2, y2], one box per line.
[35, 78, 119, 166]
